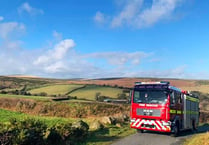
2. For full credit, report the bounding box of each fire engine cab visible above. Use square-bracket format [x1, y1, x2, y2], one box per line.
[130, 81, 199, 136]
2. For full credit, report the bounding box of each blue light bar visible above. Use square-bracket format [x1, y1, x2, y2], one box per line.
[135, 81, 170, 85]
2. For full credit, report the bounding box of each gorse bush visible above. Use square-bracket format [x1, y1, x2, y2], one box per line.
[0, 118, 89, 145]
[2, 118, 47, 145]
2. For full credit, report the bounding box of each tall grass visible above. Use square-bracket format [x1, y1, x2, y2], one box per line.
[184, 132, 209, 145]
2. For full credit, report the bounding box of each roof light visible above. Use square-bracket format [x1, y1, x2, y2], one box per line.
[135, 81, 170, 85]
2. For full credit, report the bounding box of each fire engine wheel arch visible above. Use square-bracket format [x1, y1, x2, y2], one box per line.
[171, 116, 181, 127]
[171, 116, 181, 136]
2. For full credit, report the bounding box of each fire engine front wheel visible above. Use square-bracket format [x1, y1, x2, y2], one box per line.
[137, 129, 144, 133]
[171, 123, 179, 137]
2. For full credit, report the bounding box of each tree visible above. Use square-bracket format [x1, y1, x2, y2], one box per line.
[95, 92, 101, 101]
[117, 93, 127, 100]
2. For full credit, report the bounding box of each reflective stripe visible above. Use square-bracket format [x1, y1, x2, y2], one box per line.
[186, 96, 199, 102]
[170, 109, 199, 115]
[177, 110, 181, 114]
[170, 109, 176, 114]
[183, 111, 199, 115]
[170, 110, 182, 114]
[132, 119, 140, 127]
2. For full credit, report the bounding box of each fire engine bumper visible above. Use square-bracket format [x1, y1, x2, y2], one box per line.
[130, 118, 171, 132]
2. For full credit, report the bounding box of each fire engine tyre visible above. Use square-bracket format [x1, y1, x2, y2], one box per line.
[171, 123, 179, 137]
[192, 120, 198, 132]
[137, 129, 144, 133]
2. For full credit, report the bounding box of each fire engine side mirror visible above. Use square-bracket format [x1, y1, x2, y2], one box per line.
[129, 90, 132, 103]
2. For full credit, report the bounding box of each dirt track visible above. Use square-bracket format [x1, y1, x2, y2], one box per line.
[112, 125, 209, 145]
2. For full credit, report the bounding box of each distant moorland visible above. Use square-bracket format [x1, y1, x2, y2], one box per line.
[0, 76, 209, 144]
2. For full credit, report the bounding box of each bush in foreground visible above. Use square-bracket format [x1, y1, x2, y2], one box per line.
[0, 118, 89, 145]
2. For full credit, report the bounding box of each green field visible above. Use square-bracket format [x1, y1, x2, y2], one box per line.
[0, 94, 51, 101]
[70, 85, 123, 100]
[29, 84, 84, 95]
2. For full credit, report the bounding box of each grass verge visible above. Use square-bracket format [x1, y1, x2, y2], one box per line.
[184, 132, 209, 145]
[86, 124, 135, 145]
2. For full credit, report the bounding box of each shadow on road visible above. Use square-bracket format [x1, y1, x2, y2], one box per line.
[144, 123, 209, 138]
[179, 123, 209, 137]
[197, 123, 209, 133]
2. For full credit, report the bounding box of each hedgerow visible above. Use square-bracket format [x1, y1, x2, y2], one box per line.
[0, 118, 89, 145]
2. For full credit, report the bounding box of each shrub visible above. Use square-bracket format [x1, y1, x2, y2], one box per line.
[46, 127, 63, 145]
[0, 118, 47, 145]
[0, 118, 89, 145]
[96, 95, 109, 102]
[0, 123, 13, 145]
[95, 92, 101, 101]
[0, 90, 8, 94]
[117, 93, 127, 100]
[71, 120, 89, 142]
[10, 118, 47, 145]
[46, 121, 89, 144]
[39, 92, 48, 97]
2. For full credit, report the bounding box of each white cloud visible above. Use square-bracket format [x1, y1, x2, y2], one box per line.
[97, 0, 183, 28]
[18, 2, 44, 16]
[0, 37, 207, 79]
[135, 0, 181, 28]
[44, 61, 66, 73]
[94, 11, 106, 24]
[1, 40, 23, 50]
[0, 19, 204, 79]
[0, 22, 25, 39]
[85, 51, 150, 66]
[121, 66, 188, 78]
[111, 0, 143, 27]
[53, 39, 75, 59]
[34, 39, 75, 65]
[0, 16, 4, 21]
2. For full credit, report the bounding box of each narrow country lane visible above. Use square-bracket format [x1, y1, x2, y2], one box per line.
[112, 125, 209, 145]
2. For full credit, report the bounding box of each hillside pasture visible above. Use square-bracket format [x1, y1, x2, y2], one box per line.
[69, 85, 123, 100]
[29, 84, 84, 95]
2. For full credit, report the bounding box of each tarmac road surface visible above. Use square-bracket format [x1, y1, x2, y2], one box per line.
[111, 125, 209, 145]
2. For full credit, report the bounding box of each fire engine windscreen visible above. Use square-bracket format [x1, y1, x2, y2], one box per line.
[133, 90, 168, 104]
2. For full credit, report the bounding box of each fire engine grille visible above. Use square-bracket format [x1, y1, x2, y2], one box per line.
[136, 108, 161, 117]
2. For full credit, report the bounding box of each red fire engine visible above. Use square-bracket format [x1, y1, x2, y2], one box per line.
[130, 81, 199, 136]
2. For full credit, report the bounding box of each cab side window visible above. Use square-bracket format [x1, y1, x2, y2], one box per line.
[170, 90, 182, 105]
[170, 91, 175, 104]
[176, 91, 182, 104]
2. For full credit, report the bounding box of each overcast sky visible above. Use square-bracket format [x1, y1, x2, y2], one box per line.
[0, 0, 209, 79]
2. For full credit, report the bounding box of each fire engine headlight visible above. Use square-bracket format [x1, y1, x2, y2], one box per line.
[162, 121, 171, 126]
[130, 119, 136, 123]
